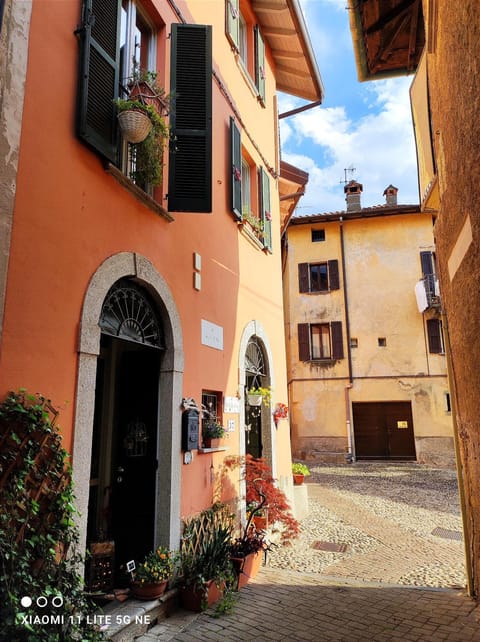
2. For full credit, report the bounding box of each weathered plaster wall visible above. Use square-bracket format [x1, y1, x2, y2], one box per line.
[285, 211, 453, 464]
[424, 0, 480, 595]
[0, 0, 32, 348]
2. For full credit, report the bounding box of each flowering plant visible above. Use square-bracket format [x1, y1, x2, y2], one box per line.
[134, 546, 175, 584]
[273, 403, 288, 426]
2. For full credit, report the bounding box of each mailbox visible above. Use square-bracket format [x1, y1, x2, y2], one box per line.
[182, 407, 199, 451]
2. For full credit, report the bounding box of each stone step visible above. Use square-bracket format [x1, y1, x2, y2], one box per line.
[99, 588, 179, 642]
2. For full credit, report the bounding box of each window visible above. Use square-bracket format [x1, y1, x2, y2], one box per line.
[230, 118, 272, 250]
[298, 261, 340, 293]
[298, 322, 344, 361]
[350, 337, 358, 348]
[76, 0, 212, 212]
[311, 229, 325, 242]
[225, 0, 266, 104]
[427, 318, 444, 353]
[202, 391, 222, 424]
[378, 337, 387, 347]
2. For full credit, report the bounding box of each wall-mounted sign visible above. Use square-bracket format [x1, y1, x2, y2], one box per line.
[201, 319, 224, 350]
[397, 421, 408, 429]
[224, 396, 241, 414]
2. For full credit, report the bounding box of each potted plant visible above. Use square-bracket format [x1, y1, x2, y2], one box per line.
[246, 386, 272, 408]
[131, 546, 176, 600]
[179, 524, 234, 611]
[114, 69, 171, 186]
[273, 402, 288, 427]
[292, 462, 311, 485]
[225, 454, 300, 545]
[202, 420, 226, 448]
[229, 492, 269, 589]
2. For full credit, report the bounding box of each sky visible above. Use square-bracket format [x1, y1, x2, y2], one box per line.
[278, 0, 420, 215]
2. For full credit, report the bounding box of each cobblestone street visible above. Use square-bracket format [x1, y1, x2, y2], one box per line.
[132, 463, 480, 641]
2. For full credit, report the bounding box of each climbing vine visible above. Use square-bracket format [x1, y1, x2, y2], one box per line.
[0, 390, 106, 641]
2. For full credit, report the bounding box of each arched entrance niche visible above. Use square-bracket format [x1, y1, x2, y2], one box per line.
[238, 321, 276, 477]
[72, 252, 183, 562]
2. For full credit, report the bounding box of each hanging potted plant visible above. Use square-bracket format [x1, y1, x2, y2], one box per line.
[246, 386, 272, 408]
[114, 68, 171, 186]
[130, 546, 176, 600]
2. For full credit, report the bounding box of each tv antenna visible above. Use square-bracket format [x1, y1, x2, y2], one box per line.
[340, 165, 356, 184]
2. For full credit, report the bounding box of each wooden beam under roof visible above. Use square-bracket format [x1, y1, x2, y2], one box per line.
[365, 0, 416, 35]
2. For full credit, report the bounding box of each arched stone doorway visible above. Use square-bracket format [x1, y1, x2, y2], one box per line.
[72, 253, 183, 567]
[238, 321, 276, 477]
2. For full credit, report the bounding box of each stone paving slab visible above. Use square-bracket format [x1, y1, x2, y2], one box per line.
[136, 568, 480, 642]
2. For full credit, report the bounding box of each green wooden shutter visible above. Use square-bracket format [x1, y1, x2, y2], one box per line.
[331, 321, 344, 359]
[260, 166, 271, 250]
[76, 0, 120, 163]
[328, 260, 340, 290]
[298, 264, 309, 293]
[225, 0, 240, 51]
[230, 117, 242, 220]
[298, 324, 310, 361]
[427, 318, 443, 353]
[254, 25, 266, 105]
[168, 24, 212, 212]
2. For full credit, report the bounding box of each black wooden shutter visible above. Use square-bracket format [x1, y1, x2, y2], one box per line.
[77, 0, 121, 163]
[328, 260, 340, 290]
[168, 24, 212, 212]
[260, 167, 272, 250]
[298, 264, 309, 293]
[420, 251, 434, 276]
[254, 25, 266, 105]
[427, 318, 443, 353]
[298, 324, 310, 361]
[225, 0, 239, 51]
[331, 321, 344, 359]
[230, 117, 242, 219]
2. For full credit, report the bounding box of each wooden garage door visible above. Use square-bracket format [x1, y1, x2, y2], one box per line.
[353, 402, 416, 460]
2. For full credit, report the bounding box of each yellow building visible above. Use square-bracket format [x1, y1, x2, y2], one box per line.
[283, 181, 454, 465]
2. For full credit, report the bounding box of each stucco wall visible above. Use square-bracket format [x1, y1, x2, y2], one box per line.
[423, 0, 480, 594]
[285, 211, 453, 465]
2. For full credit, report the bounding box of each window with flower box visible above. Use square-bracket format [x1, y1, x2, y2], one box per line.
[230, 117, 272, 250]
[76, 0, 212, 212]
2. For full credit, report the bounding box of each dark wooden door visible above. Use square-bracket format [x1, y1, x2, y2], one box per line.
[353, 402, 416, 460]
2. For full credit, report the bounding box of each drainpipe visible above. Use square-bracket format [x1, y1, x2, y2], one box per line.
[340, 217, 355, 462]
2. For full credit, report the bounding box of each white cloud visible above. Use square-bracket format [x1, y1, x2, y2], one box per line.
[281, 77, 419, 214]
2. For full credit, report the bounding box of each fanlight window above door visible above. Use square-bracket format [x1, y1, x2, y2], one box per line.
[100, 280, 164, 348]
[245, 338, 267, 388]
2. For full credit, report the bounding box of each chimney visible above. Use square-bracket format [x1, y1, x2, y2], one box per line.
[344, 180, 363, 212]
[383, 184, 398, 206]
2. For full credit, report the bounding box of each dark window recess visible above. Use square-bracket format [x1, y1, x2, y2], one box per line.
[378, 337, 387, 347]
[298, 260, 340, 293]
[168, 24, 212, 212]
[311, 229, 325, 242]
[76, 0, 121, 163]
[427, 318, 443, 353]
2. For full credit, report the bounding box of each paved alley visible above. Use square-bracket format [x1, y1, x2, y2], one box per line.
[133, 464, 480, 641]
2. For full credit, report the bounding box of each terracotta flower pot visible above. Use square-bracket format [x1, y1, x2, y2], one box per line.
[131, 579, 168, 600]
[293, 473, 305, 485]
[253, 515, 268, 531]
[203, 437, 220, 449]
[232, 551, 262, 589]
[180, 579, 224, 612]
